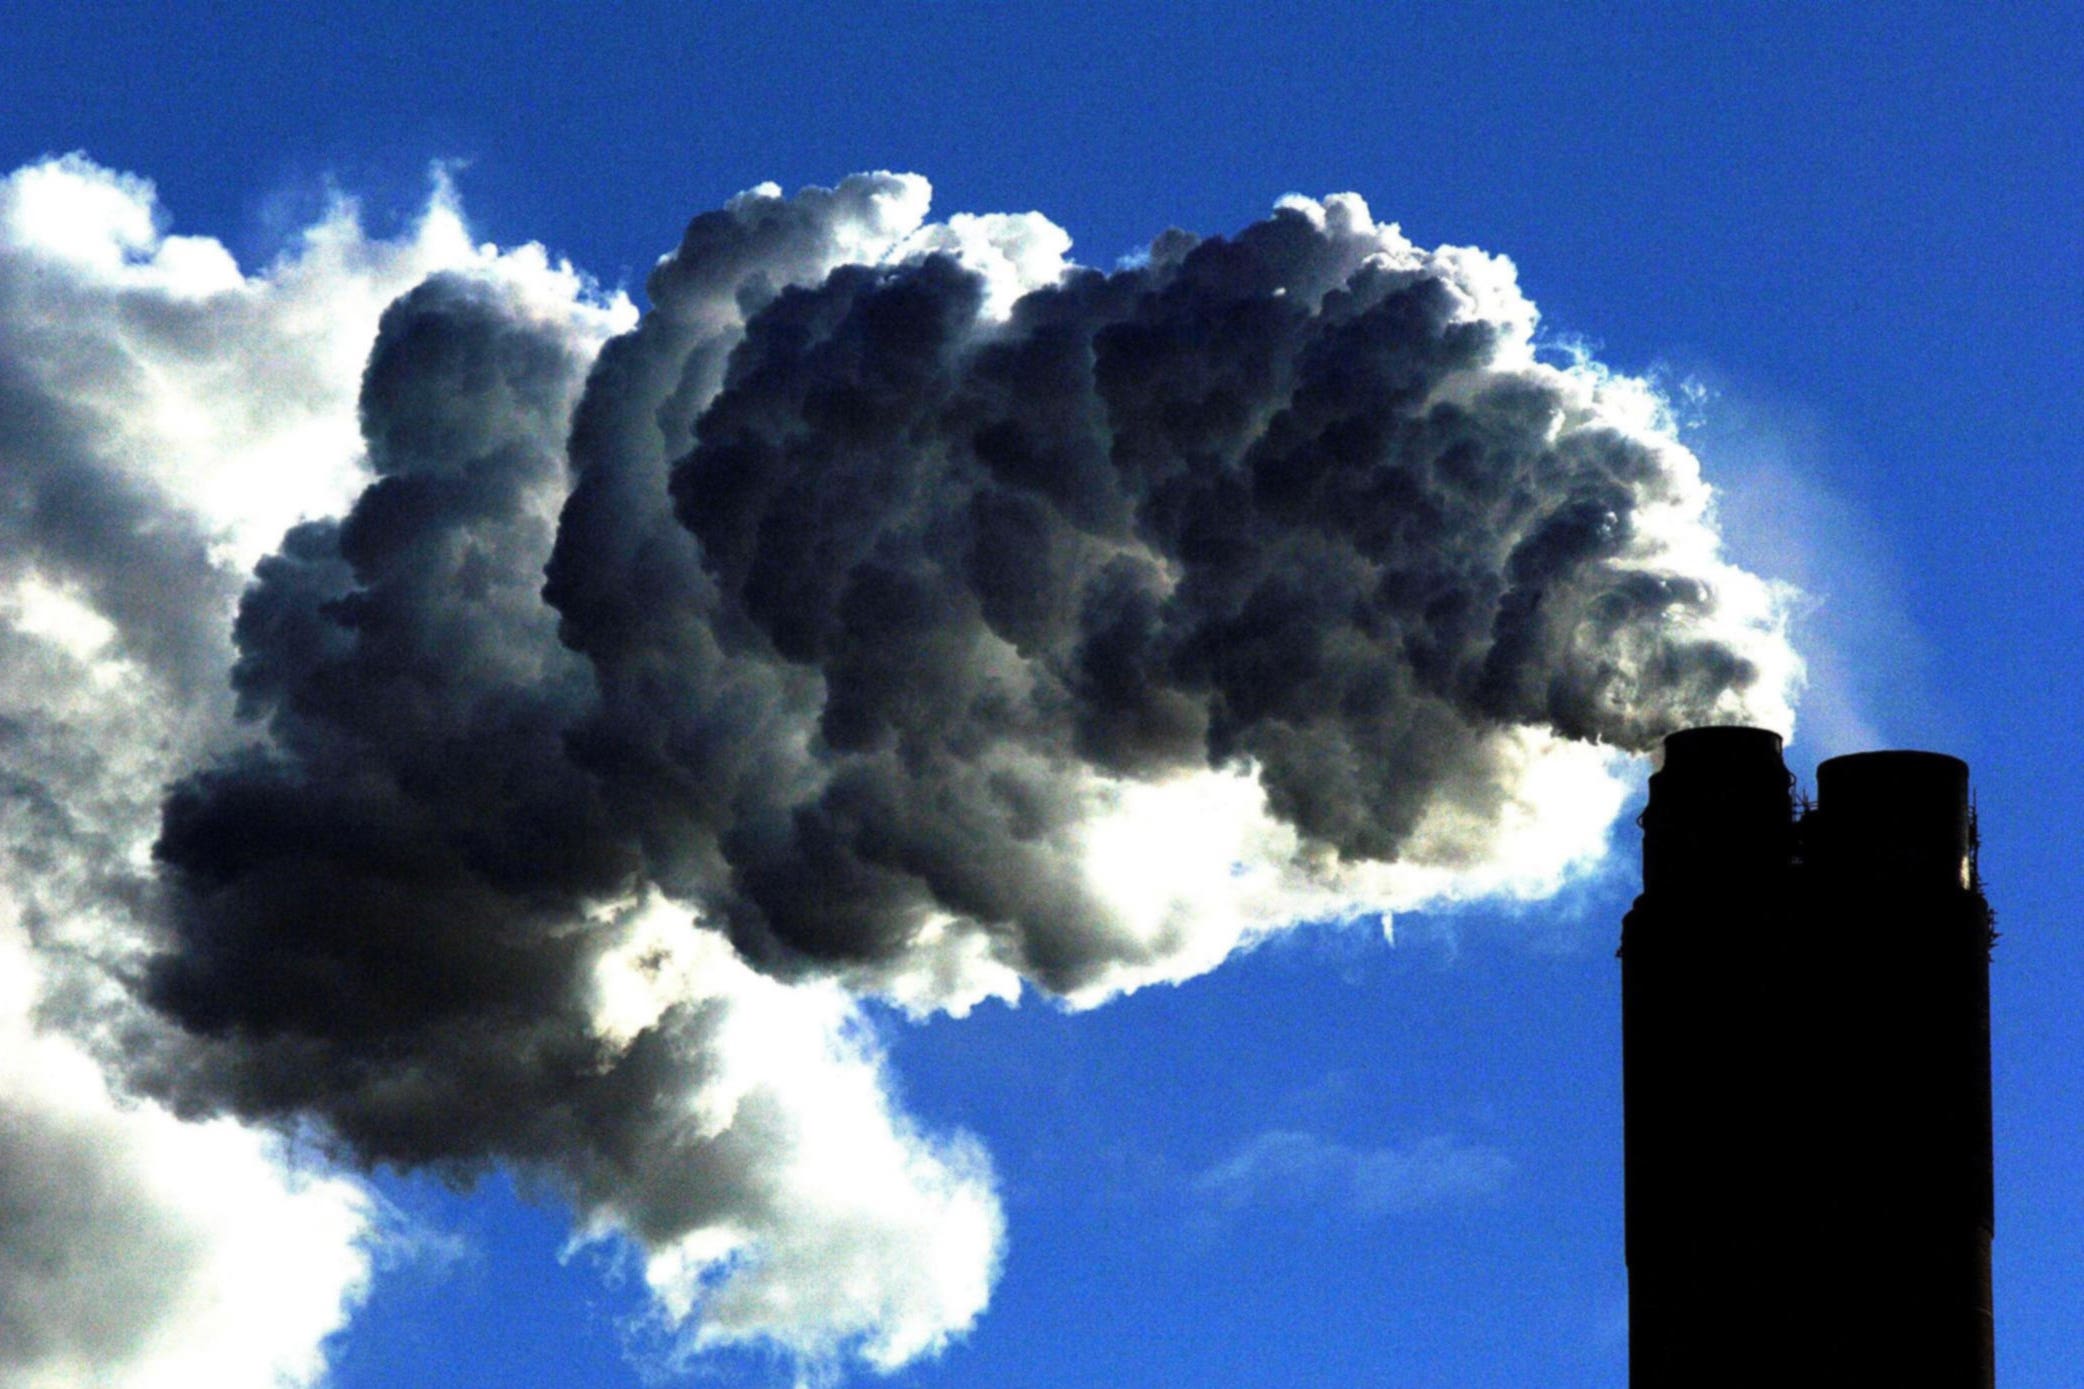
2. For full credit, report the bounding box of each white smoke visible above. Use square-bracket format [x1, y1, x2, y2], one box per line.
[0, 154, 502, 1389]
[0, 898, 373, 1389]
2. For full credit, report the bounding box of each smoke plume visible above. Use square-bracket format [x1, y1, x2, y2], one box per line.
[0, 155, 1795, 1384]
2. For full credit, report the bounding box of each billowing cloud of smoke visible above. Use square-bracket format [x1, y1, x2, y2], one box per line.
[0, 154, 1796, 1383]
[629, 189, 1791, 1002]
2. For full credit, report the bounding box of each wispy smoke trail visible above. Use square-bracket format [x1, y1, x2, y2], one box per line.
[0, 156, 1796, 1385]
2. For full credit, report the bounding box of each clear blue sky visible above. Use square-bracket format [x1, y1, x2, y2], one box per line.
[2, 4, 2077, 1386]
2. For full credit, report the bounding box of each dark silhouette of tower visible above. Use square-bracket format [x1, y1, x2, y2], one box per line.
[1621, 726, 1994, 1386]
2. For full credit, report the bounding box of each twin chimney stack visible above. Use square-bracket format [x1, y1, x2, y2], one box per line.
[1622, 727, 1995, 1386]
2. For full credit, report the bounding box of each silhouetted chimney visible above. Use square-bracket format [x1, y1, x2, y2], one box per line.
[1621, 727, 1994, 1386]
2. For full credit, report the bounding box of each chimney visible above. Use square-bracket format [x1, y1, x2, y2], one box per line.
[1620, 727, 1995, 1386]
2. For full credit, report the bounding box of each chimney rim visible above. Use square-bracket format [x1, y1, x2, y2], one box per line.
[1815, 748, 1969, 781]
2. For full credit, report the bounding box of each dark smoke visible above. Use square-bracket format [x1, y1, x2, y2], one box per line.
[145, 270, 620, 1153]
[659, 217, 1759, 986]
[147, 168, 1790, 1095]
[101, 172, 1792, 1369]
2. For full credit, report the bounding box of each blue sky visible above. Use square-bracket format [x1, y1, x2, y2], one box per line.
[1, 4, 2078, 1386]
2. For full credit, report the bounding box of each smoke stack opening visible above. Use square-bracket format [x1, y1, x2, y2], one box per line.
[1639, 725, 1793, 894]
[1814, 750, 1974, 890]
